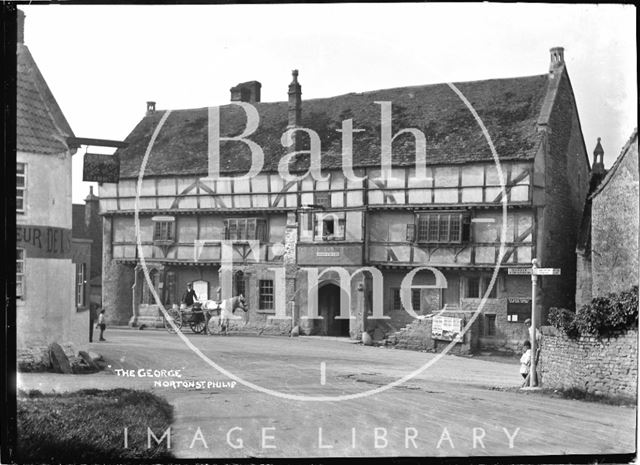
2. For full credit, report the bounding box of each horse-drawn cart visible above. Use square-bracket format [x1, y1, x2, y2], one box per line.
[163, 302, 209, 334]
[163, 296, 247, 335]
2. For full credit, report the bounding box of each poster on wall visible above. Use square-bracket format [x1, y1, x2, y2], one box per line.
[432, 316, 464, 342]
[507, 297, 532, 322]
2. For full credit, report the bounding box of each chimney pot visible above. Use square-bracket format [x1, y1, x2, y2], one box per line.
[17, 9, 25, 44]
[146, 101, 156, 115]
[549, 46, 565, 72]
[230, 81, 261, 103]
[288, 69, 302, 128]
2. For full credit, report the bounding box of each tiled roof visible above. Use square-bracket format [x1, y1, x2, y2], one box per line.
[116, 74, 550, 178]
[17, 44, 74, 154]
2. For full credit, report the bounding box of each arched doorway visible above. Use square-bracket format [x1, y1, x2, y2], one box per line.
[318, 283, 350, 337]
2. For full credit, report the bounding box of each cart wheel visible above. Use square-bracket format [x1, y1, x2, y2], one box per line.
[190, 317, 207, 334]
[164, 309, 182, 333]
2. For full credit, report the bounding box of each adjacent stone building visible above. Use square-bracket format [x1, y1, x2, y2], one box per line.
[16, 9, 88, 365]
[100, 47, 590, 351]
[576, 129, 639, 307]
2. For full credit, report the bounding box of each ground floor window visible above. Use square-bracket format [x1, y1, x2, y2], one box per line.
[16, 248, 25, 299]
[465, 275, 497, 298]
[392, 288, 422, 312]
[75, 263, 86, 307]
[483, 314, 497, 336]
[259, 279, 274, 310]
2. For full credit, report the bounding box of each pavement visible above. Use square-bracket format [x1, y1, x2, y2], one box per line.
[17, 328, 637, 459]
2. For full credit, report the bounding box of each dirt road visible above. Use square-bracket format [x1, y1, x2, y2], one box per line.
[18, 329, 636, 458]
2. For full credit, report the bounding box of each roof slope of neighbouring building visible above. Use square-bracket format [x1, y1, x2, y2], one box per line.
[17, 43, 74, 155]
[115, 73, 551, 178]
[591, 128, 638, 198]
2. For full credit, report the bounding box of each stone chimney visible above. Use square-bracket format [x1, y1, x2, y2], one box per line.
[288, 70, 302, 128]
[17, 9, 25, 44]
[84, 186, 99, 230]
[146, 101, 156, 115]
[549, 46, 565, 73]
[592, 137, 605, 176]
[230, 81, 262, 103]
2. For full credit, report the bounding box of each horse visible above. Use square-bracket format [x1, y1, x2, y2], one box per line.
[201, 295, 248, 335]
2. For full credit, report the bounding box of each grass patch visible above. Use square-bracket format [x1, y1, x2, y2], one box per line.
[17, 388, 174, 462]
[491, 385, 636, 406]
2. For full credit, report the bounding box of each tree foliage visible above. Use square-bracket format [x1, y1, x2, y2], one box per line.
[548, 286, 638, 338]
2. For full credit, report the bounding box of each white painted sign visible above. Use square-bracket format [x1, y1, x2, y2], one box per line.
[432, 316, 463, 342]
[317, 251, 340, 257]
[508, 268, 532, 275]
[534, 268, 561, 275]
[508, 267, 561, 276]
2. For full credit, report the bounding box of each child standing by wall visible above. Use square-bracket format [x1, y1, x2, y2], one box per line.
[97, 309, 106, 341]
[520, 340, 531, 379]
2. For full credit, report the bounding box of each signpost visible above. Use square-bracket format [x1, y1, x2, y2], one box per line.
[508, 260, 561, 388]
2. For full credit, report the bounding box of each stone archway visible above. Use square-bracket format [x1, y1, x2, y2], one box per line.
[318, 282, 350, 337]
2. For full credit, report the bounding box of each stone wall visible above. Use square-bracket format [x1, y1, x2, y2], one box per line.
[539, 326, 638, 400]
[461, 298, 528, 353]
[575, 251, 592, 309]
[591, 135, 639, 298]
[387, 311, 480, 355]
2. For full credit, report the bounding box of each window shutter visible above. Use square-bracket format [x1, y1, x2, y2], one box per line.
[406, 223, 415, 242]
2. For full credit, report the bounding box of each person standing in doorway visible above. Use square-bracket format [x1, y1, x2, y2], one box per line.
[97, 309, 106, 342]
[182, 282, 198, 308]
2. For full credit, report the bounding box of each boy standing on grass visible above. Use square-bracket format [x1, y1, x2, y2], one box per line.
[520, 340, 531, 379]
[97, 309, 106, 341]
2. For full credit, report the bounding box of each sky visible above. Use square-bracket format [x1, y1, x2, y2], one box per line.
[19, 3, 637, 203]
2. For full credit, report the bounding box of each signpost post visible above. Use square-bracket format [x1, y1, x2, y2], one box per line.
[508, 259, 561, 388]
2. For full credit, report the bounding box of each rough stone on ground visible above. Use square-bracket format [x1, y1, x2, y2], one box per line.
[49, 342, 72, 374]
[78, 350, 99, 371]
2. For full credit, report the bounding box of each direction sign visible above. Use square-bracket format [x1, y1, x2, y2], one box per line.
[534, 268, 561, 275]
[508, 267, 561, 275]
[508, 268, 532, 275]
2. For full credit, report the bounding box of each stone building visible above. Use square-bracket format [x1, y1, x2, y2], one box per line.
[72, 186, 103, 308]
[16, 9, 89, 365]
[100, 47, 590, 350]
[576, 129, 639, 307]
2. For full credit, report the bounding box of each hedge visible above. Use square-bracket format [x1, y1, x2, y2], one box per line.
[548, 286, 638, 338]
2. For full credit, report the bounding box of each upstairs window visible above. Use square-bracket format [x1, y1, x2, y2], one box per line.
[153, 217, 175, 241]
[17, 163, 26, 213]
[224, 218, 267, 242]
[416, 212, 470, 243]
[314, 191, 331, 209]
[314, 212, 345, 241]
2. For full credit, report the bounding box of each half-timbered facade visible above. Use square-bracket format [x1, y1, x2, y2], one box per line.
[102, 47, 590, 349]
